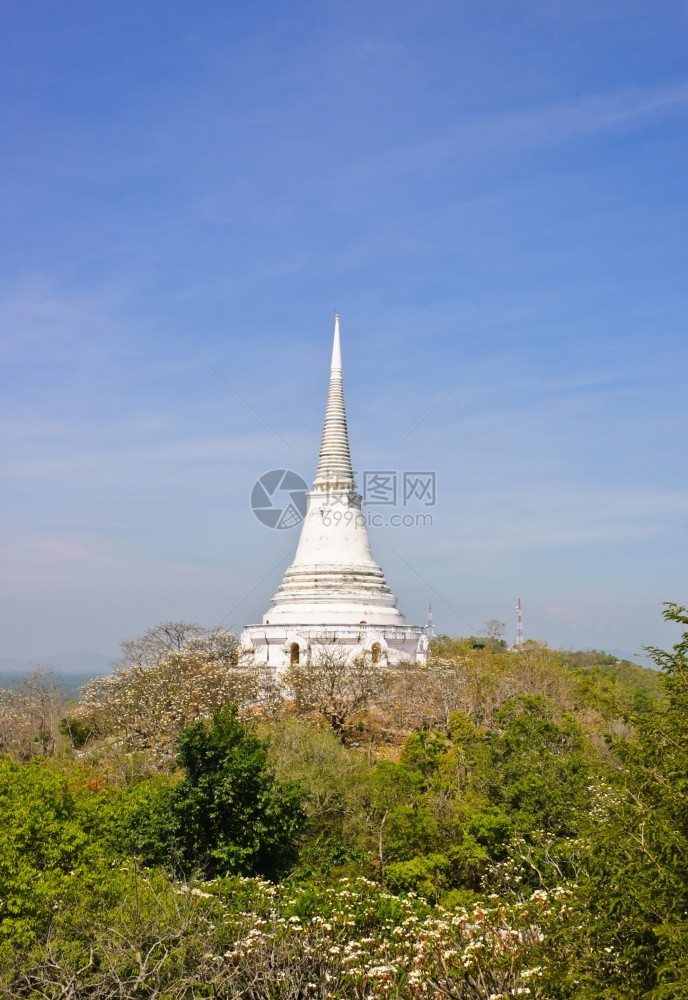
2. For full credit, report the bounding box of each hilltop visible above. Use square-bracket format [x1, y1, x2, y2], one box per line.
[0, 608, 686, 998]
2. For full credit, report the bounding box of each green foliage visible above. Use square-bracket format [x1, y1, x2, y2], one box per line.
[384, 852, 452, 900]
[0, 757, 91, 946]
[1, 866, 232, 999]
[265, 719, 375, 879]
[465, 806, 512, 854]
[0, 756, 168, 949]
[3, 613, 687, 999]
[399, 728, 448, 775]
[549, 603, 688, 998]
[558, 647, 665, 714]
[431, 634, 507, 656]
[367, 759, 440, 864]
[267, 719, 370, 832]
[447, 709, 482, 744]
[144, 703, 309, 879]
[0, 706, 307, 950]
[486, 696, 592, 838]
[58, 715, 94, 749]
[429, 634, 475, 658]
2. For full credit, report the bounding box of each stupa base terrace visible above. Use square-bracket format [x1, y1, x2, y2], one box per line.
[240, 621, 428, 677]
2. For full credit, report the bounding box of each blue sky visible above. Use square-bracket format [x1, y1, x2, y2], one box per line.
[1, 0, 686, 665]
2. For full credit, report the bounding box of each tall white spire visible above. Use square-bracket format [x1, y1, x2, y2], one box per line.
[263, 314, 406, 627]
[330, 312, 342, 371]
[314, 314, 355, 491]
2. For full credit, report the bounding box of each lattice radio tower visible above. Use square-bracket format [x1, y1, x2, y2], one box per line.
[515, 597, 524, 648]
[426, 603, 435, 638]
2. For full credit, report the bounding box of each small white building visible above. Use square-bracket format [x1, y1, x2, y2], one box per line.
[240, 316, 429, 675]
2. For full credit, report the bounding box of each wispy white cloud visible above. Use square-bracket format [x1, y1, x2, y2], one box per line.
[313, 81, 688, 198]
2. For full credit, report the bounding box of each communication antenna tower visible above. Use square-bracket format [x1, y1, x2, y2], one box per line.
[515, 597, 524, 649]
[426, 603, 435, 638]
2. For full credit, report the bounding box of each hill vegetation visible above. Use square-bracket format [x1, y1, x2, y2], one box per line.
[0, 606, 685, 998]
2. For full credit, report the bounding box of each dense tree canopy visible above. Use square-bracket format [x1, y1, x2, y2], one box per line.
[146, 703, 308, 880]
[0, 610, 686, 998]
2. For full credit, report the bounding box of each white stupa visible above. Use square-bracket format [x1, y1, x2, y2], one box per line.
[240, 316, 429, 673]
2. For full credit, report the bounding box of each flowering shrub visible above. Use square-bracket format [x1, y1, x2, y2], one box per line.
[6, 876, 556, 999]
[71, 632, 259, 765]
[209, 877, 552, 999]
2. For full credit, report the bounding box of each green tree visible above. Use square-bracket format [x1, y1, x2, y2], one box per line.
[267, 719, 373, 876]
[149, 704, 308, 880]
[0, 757, 166, 949]
[485, 696, 593, 839]
[537, 604, 688, 998]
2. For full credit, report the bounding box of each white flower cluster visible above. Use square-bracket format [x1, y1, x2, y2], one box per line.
[71, 631, 263, 765]
[185, 876, 552, 999]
